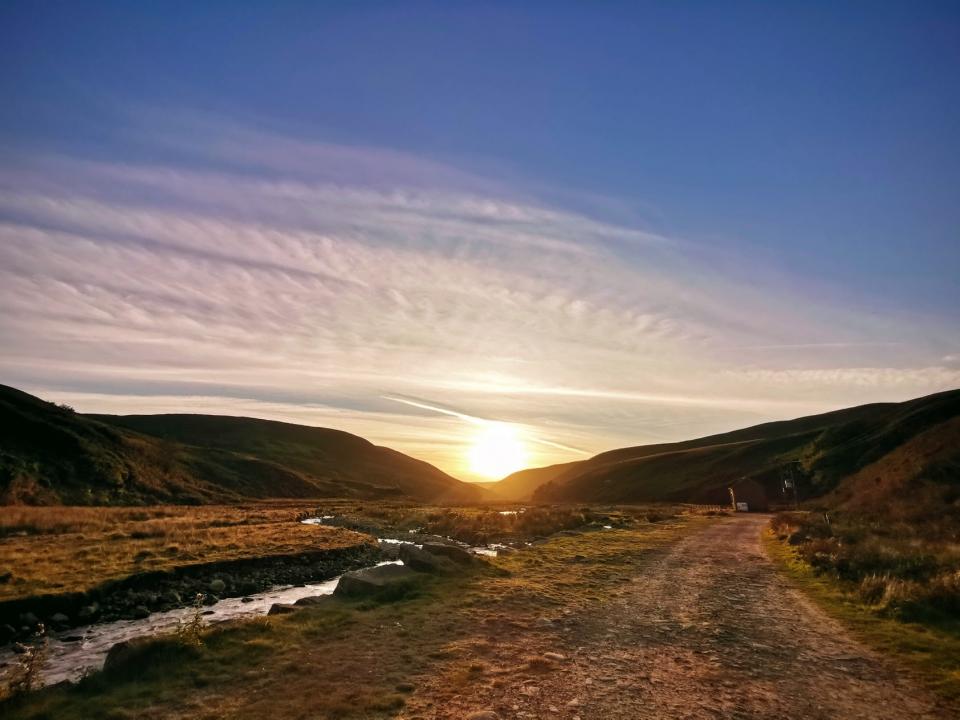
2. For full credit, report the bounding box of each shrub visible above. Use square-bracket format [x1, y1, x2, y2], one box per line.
[0, 624, 48, 700]
[176, 593, 206, 647]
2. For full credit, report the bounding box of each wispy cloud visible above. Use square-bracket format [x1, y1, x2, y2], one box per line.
[1, 114, 957, 479]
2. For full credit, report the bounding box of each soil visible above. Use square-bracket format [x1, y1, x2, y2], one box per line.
[403, 515, 950, 719]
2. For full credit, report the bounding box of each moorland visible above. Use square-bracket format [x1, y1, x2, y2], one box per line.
[1, 385, 958, 718]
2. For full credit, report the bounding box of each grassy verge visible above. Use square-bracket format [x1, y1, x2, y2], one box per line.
[763, 528, 960, 704]
[2, 511, 702, 719]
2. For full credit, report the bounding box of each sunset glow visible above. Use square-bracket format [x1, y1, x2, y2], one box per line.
[1, 3, 957, 483]
[468, 422, 528, 479]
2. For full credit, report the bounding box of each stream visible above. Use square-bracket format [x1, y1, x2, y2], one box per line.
[2, 518, 514, 687]
[0, 560, 399, 687]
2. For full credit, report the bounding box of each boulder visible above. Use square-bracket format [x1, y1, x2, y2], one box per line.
[103, 640, 138, 671]
[334, 564, 420, 599]
[267, 603, 298, 615]
[78, 602, 100, 621]
[398, 545, 459, 574]
[377, 541, 403, 560]
[293, 595, 327, 607]
[420, 542, 474, 565]
[0, 623, 16, 644]
[18, 612, 39, 628]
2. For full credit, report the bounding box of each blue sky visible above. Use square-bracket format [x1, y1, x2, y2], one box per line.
[1, 2, 958, 479]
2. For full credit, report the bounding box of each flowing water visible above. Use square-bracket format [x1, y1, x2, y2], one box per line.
[2, 522, 514, 687]
[0, 560, 399, 687]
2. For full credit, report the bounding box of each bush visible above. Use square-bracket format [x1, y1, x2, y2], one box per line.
[0, 625, 47, 700]
[778, 509, 960, 622]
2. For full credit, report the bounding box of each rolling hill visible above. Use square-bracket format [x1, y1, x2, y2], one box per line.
[496, 389, 960, 506]
[0, 385, 482, 505]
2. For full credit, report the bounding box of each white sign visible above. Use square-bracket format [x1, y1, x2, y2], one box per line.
[736, 502, 749, 512]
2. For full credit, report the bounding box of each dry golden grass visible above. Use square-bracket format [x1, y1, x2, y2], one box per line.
[3, 513, 701, 720]
[0, 503, 373, 601]
[765, 529, 960, 703]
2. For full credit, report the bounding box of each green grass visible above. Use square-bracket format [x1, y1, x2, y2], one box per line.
[764, 529, 960, 704]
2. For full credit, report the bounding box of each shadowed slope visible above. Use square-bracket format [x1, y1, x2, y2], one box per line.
[0, 385, 480, 504]
[495, 389, 960, 504]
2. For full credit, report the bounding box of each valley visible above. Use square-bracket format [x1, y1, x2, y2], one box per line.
[3, 508, 957, 719]
[1, 386, 958, 718]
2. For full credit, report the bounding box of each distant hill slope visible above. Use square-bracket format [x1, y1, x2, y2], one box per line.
[0, 385, 481, 505]
[495, 389, 960, 505]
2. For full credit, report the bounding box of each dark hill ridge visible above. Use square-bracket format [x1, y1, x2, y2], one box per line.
[0, 385, 481, 504]
[496, 389, 960, 505]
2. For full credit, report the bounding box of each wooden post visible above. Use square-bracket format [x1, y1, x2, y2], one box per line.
[728, 486, 736, 511]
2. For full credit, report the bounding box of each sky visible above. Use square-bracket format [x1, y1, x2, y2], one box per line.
[1, 2, 958, 481]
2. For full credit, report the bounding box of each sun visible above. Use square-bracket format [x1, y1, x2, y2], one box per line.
[468, 422, 528, 479]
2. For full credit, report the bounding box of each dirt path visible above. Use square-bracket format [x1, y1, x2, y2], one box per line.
[405, 515, 948, 719]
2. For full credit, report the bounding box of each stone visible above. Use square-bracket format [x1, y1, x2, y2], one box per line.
[0, 624, 16, 644]
[544, 652, 566, 662]
[78, 603, 100, 621]
[267, 603, 298, 615]
[18, 612, 39, 628]
[396, 682, 415, 693]
[398, 544, 459, 574]
[378, 542, 403, 560]
[465, 712, 499, 720]
[240, 596, 255, 603]
[104, 640, 139, 671]
[293, 595, 327, 607]
[334, 563, 421, 599]
[420, 542, 474, 565]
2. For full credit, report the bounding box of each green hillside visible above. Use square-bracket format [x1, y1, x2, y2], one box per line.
[0, 385, 481, 504]
[495, 389, 960, 505]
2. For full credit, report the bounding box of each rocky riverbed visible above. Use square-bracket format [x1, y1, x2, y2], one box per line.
[0, 542, 380, 645]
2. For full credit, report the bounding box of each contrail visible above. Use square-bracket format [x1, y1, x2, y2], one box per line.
[382, 395, 485, 425]
[382, 394, 590, 455]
